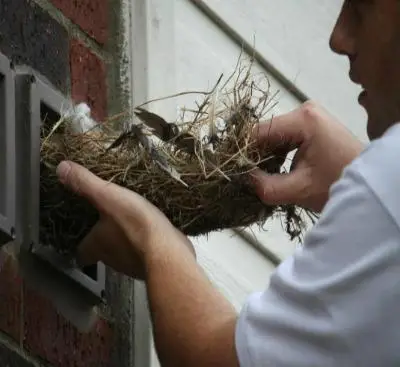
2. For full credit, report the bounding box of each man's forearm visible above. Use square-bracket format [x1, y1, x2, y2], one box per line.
[145, 239, 240, 367]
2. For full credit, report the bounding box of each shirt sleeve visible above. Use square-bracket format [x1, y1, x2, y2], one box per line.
[235, 159, 400, 367]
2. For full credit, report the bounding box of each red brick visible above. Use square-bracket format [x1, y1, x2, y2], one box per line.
[70, 39, 108, 122]
[50, 0, 108, 45]
[24, 287, 113, 367]
[0, 252, 22, 343]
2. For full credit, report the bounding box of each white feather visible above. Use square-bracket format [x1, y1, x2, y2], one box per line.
[63, 103, 98, 134]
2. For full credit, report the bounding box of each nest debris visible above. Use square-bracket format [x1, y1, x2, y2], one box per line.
[39, 59, 316, 256]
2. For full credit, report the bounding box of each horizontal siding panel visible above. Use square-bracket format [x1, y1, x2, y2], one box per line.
[175, 0, 301, 117]
[197, 0, 368, 141]
[192, 230, 277, 308]
[174, 0, 305, 261]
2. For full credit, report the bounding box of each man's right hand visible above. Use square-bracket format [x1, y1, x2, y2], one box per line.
[56, 162, 239, 367]
[251, 101, 364, 212]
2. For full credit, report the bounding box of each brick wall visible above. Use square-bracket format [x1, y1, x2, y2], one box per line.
[0, 0, 135, 366]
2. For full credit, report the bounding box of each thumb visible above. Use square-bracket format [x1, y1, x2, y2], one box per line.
[56, 161, 117, 214]
[250, 168, 307, 206]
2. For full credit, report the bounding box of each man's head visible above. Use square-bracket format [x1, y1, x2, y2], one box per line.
[330, 0, 400, 140]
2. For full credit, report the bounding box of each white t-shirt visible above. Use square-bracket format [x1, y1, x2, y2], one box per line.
[235, 123, 400, 366]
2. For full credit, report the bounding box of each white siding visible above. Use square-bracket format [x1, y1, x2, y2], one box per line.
[127, 1, 368, 365]
[175, 0, 301, 118]
[201, 0, 367, 140]
[173, 0, 293, 287]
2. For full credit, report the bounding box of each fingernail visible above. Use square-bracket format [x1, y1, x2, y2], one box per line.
[56, 161, 71, 183]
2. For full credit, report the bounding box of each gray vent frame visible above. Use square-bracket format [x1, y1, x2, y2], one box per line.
[0, 53, 16, 246]
[14, 67, 106, 302]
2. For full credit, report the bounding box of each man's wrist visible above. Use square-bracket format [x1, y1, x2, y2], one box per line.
[143, 228, 196, 276]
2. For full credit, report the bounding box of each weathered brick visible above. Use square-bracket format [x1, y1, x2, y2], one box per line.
[0, 253, 22, 343]
[70, 39, 108, 122]
[24, 287, 113, 367]
[0, 341, 36, 367]
[50, 0, 108, 45]
[0, 0, 69, 92]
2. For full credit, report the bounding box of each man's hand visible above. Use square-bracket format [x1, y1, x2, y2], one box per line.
[57, 161, 239, 367]
[56, 160, 194, 279]
[251, 101, 364, 212]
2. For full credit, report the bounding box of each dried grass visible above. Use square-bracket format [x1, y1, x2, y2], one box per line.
[39, 57, 316, 256]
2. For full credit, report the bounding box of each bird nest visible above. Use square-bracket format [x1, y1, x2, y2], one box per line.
[39, 61, 315, 256]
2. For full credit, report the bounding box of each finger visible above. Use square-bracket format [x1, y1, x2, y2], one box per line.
[258, 153, 288, 174]
[249, 167, 308, 206]
[56, 161, 129, 215]
[252, 109, 306, 152]
[57, 160, 106, 204]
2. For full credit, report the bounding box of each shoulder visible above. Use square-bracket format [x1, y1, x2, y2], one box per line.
[235, 124, 400, 367]
[339, 122, 400, 229]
